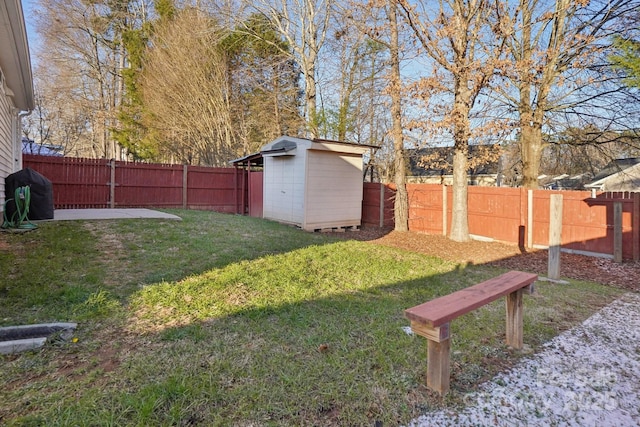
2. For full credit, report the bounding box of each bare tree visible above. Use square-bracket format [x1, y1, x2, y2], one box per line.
[32, 0, 150, 159]
[388, 0, 408, 231]
[140, 8, 235, 165]
[398, 0, 501, 241]
[243, 0, 333, 138]
[495, 0, 639, 188]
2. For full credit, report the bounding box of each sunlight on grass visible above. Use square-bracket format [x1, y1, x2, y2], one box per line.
[130, 240, 456, 331]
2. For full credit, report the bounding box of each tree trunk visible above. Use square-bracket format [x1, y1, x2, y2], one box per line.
[388, 0, 408, 232]
[520, 116, 544, 189]
[449, 76, 471, 242]
[305, 66, 318, 138]
[449, 140, 469, 241]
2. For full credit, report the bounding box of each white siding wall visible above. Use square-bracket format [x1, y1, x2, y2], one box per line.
[263, 153, 306, 225]
[601, 164, 640, 191]
[0, 75, 16, 209]
[303, 151, 363, 230]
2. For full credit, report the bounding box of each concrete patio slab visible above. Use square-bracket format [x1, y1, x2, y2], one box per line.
[51, 208, 182, 221]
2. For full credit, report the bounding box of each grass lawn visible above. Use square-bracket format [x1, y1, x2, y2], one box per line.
[0, 210, 623, 426]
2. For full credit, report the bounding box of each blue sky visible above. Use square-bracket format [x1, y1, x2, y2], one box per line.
[22, 0, 39, 56]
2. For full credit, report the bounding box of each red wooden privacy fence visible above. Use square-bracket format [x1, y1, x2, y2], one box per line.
[361, 182, 640, 261]
[22, 155, 640, 260]
[23, 155, 243, 213]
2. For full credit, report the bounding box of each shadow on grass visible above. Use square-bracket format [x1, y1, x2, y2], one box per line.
[71, 263, 620, 426]
[0, 212, 624, 426]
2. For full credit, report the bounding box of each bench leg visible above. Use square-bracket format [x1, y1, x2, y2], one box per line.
[427, 338, 450, 395]
[505, 289, 524, 349]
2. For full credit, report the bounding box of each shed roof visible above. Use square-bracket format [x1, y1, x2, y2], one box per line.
[407, 146, 501, 176]
[231, 136, 379, 166]
[229, 152, 264, 167]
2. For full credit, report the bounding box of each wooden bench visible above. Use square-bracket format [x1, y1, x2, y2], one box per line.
[405, 270, 538, 395]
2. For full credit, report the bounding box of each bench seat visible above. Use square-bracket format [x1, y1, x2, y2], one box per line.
[405, 270, 538, 395]
[406, 270, 538, 328]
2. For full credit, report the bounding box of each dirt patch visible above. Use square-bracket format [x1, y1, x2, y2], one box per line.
[333, 227, 640, 291]
[83, 222, 136, 288]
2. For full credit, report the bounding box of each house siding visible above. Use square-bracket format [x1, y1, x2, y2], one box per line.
[0, 73, 17, 209]
[601, 164, 640, 191]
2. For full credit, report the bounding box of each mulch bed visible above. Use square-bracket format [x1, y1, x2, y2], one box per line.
[333, 227, 640, 292]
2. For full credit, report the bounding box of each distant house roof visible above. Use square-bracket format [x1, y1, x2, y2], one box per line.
[539, 173, 593, 190]
[22, 137, 64, 156]
[585, 158, 640, 191]
[407, 146, 500, 176]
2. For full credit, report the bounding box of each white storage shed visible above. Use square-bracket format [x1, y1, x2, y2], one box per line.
[261, 136, 370, 231]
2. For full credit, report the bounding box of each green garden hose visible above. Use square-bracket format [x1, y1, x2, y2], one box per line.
[2, 186, 37, 230]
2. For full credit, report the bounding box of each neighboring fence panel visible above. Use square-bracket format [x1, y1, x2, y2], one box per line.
[407, 184, 445, 234]
[23, 155, 241, 212]
[187, 166, 238, 212]
[364, 183, 640, 260]
[362, 183, 394, 227]
[115, 162, 183, 207]
[468, 186, 525, 244]
[23, 155, 111, 208]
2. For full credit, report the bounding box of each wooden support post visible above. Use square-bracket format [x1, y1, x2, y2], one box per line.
[442, 185, 447, 236]
[233, 166, 239, 214]
[241, 165, 246, 215]
[505, 289, 524, 349]
[182, 164, 188, 210]
[548, 194, 563, 279]
[427, 338, 451, 395]
[109, 159, 116, 209]
[409, 321, 451, 395]
[614, 201, 623, 263]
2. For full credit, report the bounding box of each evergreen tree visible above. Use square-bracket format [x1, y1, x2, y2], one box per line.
[611, 36, 640, 88]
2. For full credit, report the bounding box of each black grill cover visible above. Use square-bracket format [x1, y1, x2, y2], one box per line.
[5, 168, 54, 220]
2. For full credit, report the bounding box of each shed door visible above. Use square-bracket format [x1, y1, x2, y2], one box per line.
[248, 171, 263, 218]
[263, 155, 301, 224]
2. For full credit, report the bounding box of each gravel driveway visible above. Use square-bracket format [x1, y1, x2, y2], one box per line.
[407, 292, 640, 427]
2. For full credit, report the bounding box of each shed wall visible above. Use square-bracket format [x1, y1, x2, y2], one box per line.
[303, 150, 363, 230]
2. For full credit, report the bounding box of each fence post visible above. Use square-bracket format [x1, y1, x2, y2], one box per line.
[527, 190, 533, 249]
[379, 183, 385, 228]
[548, 194, 563, 279]
[109, 159, 116, 209]
[182, 165, 188, 210]
[442, 185, 447, 236]
[633, 193, 639, 261]
[614, 201, 623, 263]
